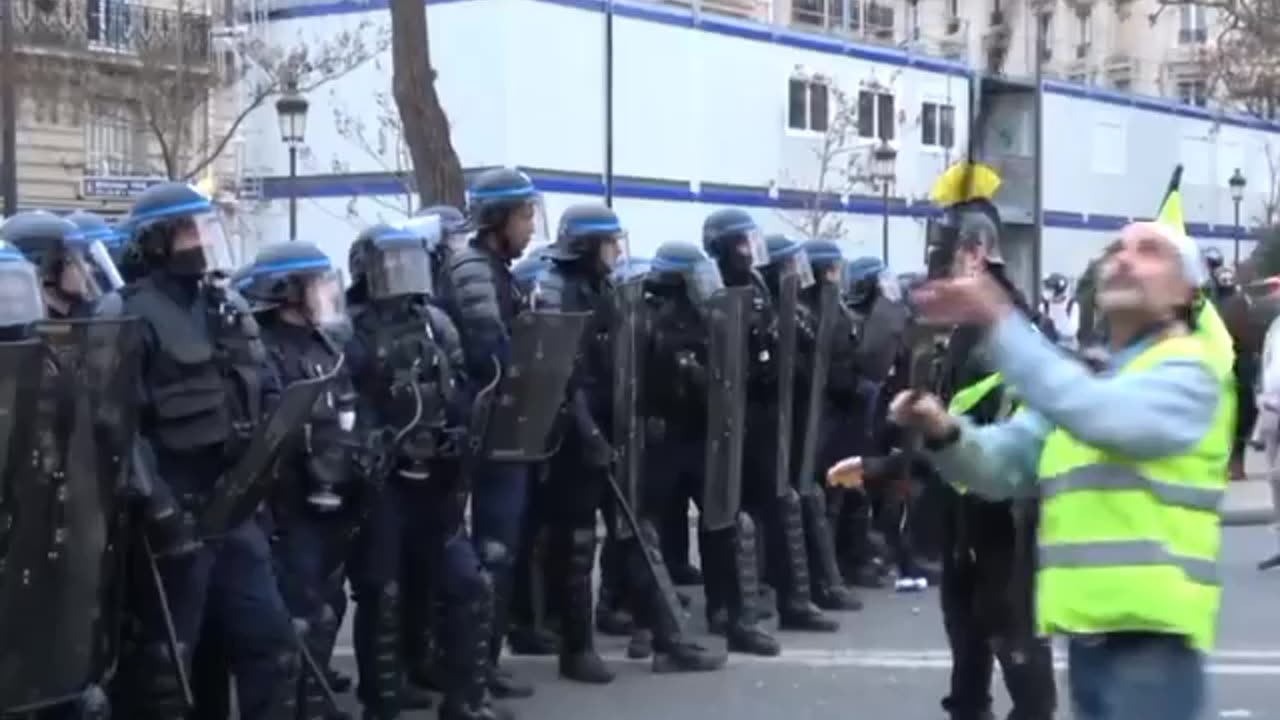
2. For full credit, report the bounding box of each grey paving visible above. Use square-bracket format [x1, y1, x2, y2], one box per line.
[327, 526, 1280, 720]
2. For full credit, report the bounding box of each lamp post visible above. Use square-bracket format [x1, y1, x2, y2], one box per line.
[1229, 168, 1246, 267]
[275, 80, 309, 242]
[871, 139, 898, 263]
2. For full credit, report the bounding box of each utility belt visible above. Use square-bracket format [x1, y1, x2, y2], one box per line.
[394, 425, 467, 481]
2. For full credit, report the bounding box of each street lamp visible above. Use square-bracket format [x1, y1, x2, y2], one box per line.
[275, 79, 309, 242]
[1229, 168, 1247, 266]
[871, 139, 898, 263]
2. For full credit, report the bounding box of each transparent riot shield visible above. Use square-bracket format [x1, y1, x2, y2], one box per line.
[701, 287, 750, 533]
[855, 294, 911, 383]
[198, 365, 338, 538]
[611, 279, 647, 540]
[795, 283, 838, 495]
[485, 310, 591, 462]
[0, 317, 143, 714]
[772, 273, 800, 498]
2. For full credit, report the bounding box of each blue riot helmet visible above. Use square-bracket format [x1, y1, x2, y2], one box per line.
[420, 204, 468, 250]
[611, 256, 651, 283]
[65, 210, 126, 270]
[763, 234, 815, 291]
[124, 182, 233, 278]
[0, 240, 45, 330]
[549, 203, 628, 273]
[237, 241, 348, 336]
[651, 240, 725, 307]
[844, 256, 888, 308]
[357, 223, 435, 300]
[467, 167, 549, 260]
[701, 208, 767, 284]
[512, 244, 552, 294]
[801, 239, 845, 285]
[0, 210, 117, 306]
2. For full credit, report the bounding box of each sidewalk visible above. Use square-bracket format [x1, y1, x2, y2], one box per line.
[1225, 450, 1276, 527]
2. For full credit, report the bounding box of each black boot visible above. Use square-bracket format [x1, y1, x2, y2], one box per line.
[800, 491, 862, 611]
[772, 492, 838, 632]
[477, 540, 534, 700]
[354, 583, 421, 719]
[724, 514, 780, 657]
[558, 528, 615, 684]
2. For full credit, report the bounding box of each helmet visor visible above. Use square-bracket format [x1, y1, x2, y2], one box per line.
[686, 258, 725, 306]
[87, 238, 125, 291]
[60, 247, 108, 302]
[744, 227, 768, 268]
[777, 248, 815, 290]
[173, 211, 235, 276]
[598, 230, 629, 271]
[303, 269, 348, 329]
[367, 240, 434, 299]
[0, 260, 45, 327]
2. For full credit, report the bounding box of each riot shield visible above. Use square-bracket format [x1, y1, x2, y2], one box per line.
[611, 280, 647, 540]
[855, 294, 910, 383]
[485, 310, 592, 462]
[772, 272, 800, 498]
[198, 367, 336, 537]
[0, 318, 142, 714]
[701, 287, 750, 532]
[795, 283, 838, 495]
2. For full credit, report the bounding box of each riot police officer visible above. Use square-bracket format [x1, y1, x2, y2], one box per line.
[525, 203, 626, 684]
[237, 242, 357, 720]
[66, 208, 127, 270]
[116, 182, 299, 720]
[702, 211, 836, 634]
[441, 168, 546, 699]
[347, 222, 507, 720]
[792, 239, 862, 611]
[0, 211, 119, 318]
[399, 205, 467, 290]
[645, 238, 780, 656]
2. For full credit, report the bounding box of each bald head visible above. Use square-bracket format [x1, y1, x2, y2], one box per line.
[1096, 221, 1199, 322]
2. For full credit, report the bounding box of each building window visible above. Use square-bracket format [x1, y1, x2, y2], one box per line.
[1179, 4, 1207, 44]
[947, 0, 958, 16]
[1038, 13, 1053, 61]
[788, 78, 830, 133]
[1077, 9, 1092, 48]
[920, 102, 955, 149]
[84, 101, 144, 176]
[857, 89, 895, 140]
[866, 2, 894, 31]
[1177, 79, 1208, 107]
[86, 0, 132, 51]
[791, 0, 855, 31]
[1113, 77, 1132, 92]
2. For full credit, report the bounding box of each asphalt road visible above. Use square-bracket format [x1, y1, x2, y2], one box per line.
[329, 526, 1280, 719]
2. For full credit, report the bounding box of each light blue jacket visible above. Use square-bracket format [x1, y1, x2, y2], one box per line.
[927, 313, 1221, 500]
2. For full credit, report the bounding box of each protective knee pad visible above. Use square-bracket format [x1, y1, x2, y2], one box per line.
[477, 539, 513, 662]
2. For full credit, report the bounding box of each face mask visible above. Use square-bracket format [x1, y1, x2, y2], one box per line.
[167, 247, 208, 277]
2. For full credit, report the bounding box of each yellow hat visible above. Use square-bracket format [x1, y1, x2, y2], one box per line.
[928, 162, 1002, 209]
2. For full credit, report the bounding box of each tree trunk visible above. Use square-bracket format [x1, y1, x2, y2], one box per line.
[389, 0, 465, 210]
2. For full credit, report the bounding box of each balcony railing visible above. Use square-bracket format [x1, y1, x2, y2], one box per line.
[790, 0, 897, 45]
[12, 0, 211, 65]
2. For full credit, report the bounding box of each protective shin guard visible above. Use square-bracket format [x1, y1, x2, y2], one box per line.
[725, 513, 780, 657]
[558, 528, 614, 684]
[478, 540, 533, 700]
[800, 491, 862, 611]
[299, 610, 340, 720]
[999, 639, 1057, 720]
[773, 491, 837, 631]
[402, 569, 436, 687]
[353, 584, 404, 719]
[262, 649, 301, 720]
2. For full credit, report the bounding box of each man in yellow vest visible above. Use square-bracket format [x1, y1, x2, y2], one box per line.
[888, 219, 1234, 720]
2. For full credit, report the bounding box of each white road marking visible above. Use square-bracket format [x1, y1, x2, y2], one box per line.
[328, 645, 1280, 675]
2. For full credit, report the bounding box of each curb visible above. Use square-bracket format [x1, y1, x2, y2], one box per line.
[1223, 508, 1274, 527]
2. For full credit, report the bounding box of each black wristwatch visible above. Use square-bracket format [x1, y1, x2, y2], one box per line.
[923, 424, 961, 451]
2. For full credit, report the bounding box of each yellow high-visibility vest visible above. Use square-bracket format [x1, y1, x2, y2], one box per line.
[1034, 334, 1234, 650]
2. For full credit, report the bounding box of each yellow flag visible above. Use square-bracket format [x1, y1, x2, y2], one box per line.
[1156, 164, 1235, 375]
[928, 162, 1002, 209]
[1156, 165, 1185, 232]
[195, 172, 217, 197]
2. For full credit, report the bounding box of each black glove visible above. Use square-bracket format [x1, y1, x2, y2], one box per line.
[583, 429, 615, 469]
[145, 498, 201, 557]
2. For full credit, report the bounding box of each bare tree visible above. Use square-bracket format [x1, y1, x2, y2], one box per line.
[1152, 1, 1280, 116]
[387, 0, 465, 210]
[330, 79, 416, 223]
[776, 83, 878, 241]
[77, 5, 390, 182]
